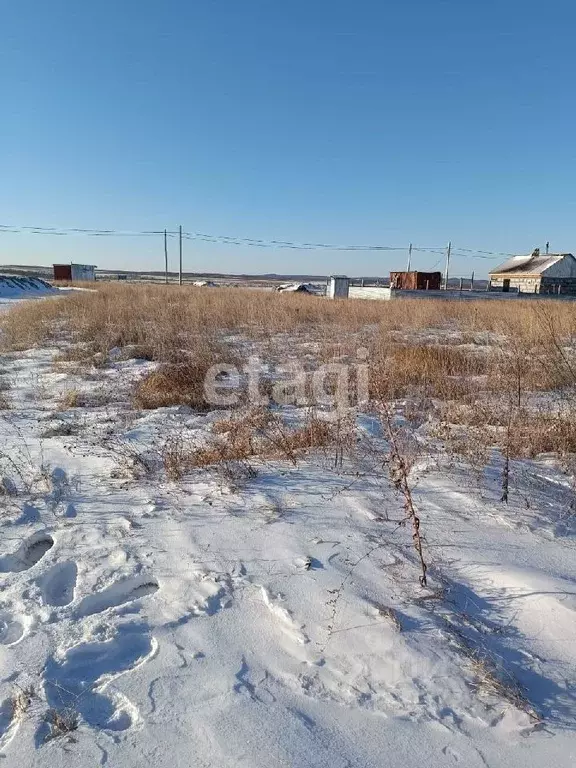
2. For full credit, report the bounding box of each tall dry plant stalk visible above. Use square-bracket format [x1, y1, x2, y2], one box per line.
[381, 406, 428, 587]
[501, 402, 513, 504]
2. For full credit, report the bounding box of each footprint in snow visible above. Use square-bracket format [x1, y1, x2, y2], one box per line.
[293, 556, 323, 571]
[441, 744, 461, 762]
[13, 503, 41, 526]
[75, 574, 159, 618]
[0, 697, 20, 751]
[0, 613, 25, 646]
[38, 623, 157, 743]
[39, 561, 78, 607]
[0, 534, 54, 574]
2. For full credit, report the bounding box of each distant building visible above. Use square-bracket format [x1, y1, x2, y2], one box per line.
[276, 282, 316, 294]
[53, 263, 97, 282]
[489, 250, 576, 294]
[389, 271, 441, 290]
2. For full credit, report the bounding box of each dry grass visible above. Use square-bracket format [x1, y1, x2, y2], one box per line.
[507, 410, 576, 458]
[161, 408, 338, 480]
[3, 283, 576, 459]
[0, 371, 11, 411]
[370, 344, 492, 401]
[0, 283, 378, 357]
[390, 345, 489, 378]
[43, 707, 79, 742]
[467, 652, 540, 722]
[436, 610, 540, 720]
[12, 685, 36, 720]
[3, 282, 576, 358]
[436, 404, 576, 459]
[134, 360, 215, 410]
[58, 389, 83, 410]
[371, 604, 403, 631]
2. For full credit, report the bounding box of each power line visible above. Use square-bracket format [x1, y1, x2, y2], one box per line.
[0, 222, 509, 259]
[0, 223, 434, 251]
[428, 255, 444, 270]
[454, 246, 516, 257]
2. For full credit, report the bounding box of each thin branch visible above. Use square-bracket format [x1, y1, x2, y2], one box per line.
[381, 405, 428, 587]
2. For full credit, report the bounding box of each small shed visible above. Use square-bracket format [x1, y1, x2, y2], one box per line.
[489, 249, 576, 294]
[390, 271, 441, 290]
[327, 275, 350, 299]
[53, 263, 97, 282]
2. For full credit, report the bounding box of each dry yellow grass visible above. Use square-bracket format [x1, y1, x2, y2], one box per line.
[134, 356, 221, 411]
[1, 283, 383, 356]
[3, 283, 576, 458]
[370, 344, 492, 401]
[160, 407, 338, 480]
[58, 389, 82, 410]
[3, 282, 576, 359]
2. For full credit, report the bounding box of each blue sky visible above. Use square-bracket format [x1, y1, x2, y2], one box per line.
[1, 0, 575, 277]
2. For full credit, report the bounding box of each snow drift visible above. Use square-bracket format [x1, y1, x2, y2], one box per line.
[0, 275, 56, 299]
[276, 282, 321, 294]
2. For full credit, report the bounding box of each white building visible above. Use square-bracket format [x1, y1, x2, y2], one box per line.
[489, 249, 576, 294]
[327, 276, 350, 299]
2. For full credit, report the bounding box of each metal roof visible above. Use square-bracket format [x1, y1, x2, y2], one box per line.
[490, 252, 574, 276]
[53, 263, 97, 268]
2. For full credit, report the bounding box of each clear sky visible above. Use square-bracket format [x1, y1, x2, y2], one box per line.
[1, 0, 575, 277]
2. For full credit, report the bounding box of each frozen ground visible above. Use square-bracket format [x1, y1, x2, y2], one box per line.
[0, 341, 575, 766]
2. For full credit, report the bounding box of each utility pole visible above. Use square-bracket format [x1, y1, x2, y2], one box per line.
[443, 241, 451, 290]
[406, 242, 412, 272]
[164, 229, 169, 284]
[179, 225, 183, 286]
[470, 270, 475, 291]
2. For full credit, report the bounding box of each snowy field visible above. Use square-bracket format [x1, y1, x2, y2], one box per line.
[0, 285, 575, 767]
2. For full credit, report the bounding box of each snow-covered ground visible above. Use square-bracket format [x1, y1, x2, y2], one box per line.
[0, 335, 575, 766]
[0, 276, 56, 312]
